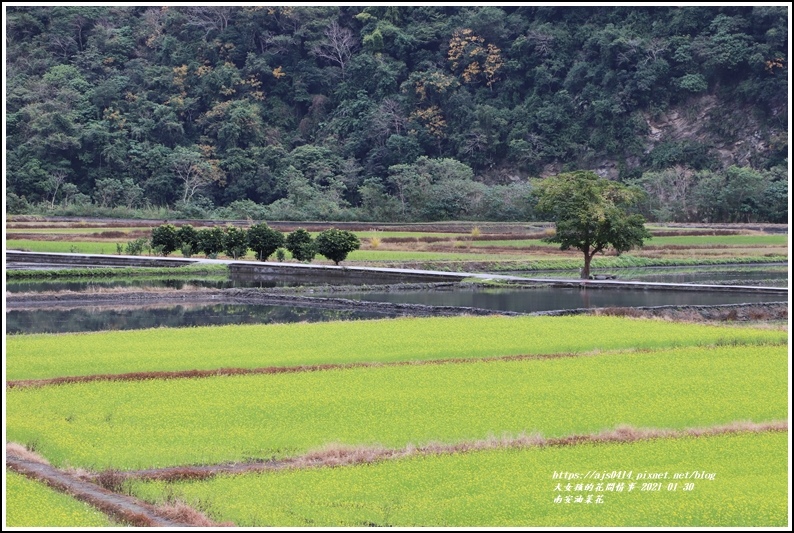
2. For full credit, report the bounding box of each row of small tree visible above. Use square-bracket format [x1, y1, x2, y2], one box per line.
[149, 223, 360, 265]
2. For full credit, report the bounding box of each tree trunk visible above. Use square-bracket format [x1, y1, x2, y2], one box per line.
[581, 251, 593, 279]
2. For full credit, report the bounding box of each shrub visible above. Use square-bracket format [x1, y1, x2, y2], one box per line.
[125, 238, 148, 256]
[177, 225, 199, 255]
[223, 226, 249, 259]
[247, 223, 285, 261]
[196, 227, 225, 258]
[276, 248, 286, 262]
[285, 228, 316, 262]
[150, 224, 180, 256]
[315, 228, 360, 265]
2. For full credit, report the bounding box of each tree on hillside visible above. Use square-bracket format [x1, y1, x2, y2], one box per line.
[312, 21, 358, 79]
[536, 171, 651, 279]
[169, 146, 226, 204]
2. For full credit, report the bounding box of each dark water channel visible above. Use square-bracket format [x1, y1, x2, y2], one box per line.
[6, 303, 394, 335]
[5, 277, 314, 293]
[326, 286, 785, 315]
[6, 265, 787, 334]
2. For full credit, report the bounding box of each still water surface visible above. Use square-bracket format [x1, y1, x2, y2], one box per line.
[327, 286, 784, 314]
[6, 303, 393, 335]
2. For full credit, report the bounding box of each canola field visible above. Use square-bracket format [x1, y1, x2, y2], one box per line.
[6, 315, 785, 380]
[5, 470, 113, 527]
[6, 344, 787, 470]
[128, 432, 787, 527]
[5, 314, 789, 527]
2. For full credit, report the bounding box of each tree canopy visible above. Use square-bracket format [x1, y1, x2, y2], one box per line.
[5, 6, 788, 222]
[536, 171, 652, 278]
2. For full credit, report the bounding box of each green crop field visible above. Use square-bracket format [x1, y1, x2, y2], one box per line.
[464, 239, 557, 248]
[644, 235, 788, 246]
[7, 239, 120, 254]
[353, 231, 462, 239]
[5, 470, 113, 527]
[6, 316, 785, 380]
[6, 227, 145, 234]
[127, 431, 787, 527]
[346, 249, 528, 261]
[6, 344, 786, 469]
[463, 235, 788, 248]
[6, 263, 229, 280]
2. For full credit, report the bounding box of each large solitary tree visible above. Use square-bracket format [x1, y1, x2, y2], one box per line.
[536, 171, 651, 279]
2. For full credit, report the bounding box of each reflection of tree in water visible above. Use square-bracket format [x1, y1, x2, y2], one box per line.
[578, 288, 591, 308]
[6, 304, 391, 334]
[5, 275, 319, 293]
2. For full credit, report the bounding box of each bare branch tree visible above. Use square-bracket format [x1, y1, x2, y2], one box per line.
[369, 98, 407, 145]
[645, 37, 669, 62]
[169, 147, 226, 204]
[48, 170, 67, 208]
[527, 29, 554, 57]
[181, 6, 233, 39]
[312, 22, 357, 78]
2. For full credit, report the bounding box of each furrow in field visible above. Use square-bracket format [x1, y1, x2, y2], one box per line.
[125, 430, 788, 527]
[109, 420, 787, 481]
[7, 344, 787, 470]
[4, 349, 641, 389]
[6, 456, 197, 527]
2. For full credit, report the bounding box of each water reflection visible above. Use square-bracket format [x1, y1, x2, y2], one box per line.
[327, 286, 784, 314]
[498, 265, 789, 287]
[5, 277, 308, 293]
[6, 303, 393, 334]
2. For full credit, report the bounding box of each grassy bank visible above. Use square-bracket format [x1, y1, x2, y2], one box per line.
[6, 263, 229, 279]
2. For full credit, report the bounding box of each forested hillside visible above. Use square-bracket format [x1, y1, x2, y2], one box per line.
[5, 5, 789, 222]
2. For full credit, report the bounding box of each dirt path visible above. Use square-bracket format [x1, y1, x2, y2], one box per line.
[115, 420, 786, 483]
[7, 351, 601, 389]
[6, 454, 195, 527]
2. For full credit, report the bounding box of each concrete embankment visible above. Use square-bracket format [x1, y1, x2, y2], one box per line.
[6, 251, 788, 295]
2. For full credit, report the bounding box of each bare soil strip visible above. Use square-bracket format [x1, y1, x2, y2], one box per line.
[6, 454, 200, 527]
[6, 350, 613, 389]
[105, 421, 786, 482]
[9, 331, 787, 389]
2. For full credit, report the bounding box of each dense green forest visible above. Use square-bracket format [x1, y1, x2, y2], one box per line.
[5, 5, 789, 222]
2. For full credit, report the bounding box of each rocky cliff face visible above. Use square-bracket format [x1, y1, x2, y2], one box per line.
[541, 94, 783, 180]
[643, 95, 772, 168]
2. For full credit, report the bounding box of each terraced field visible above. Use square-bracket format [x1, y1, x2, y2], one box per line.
[127, 431, 787, 527]
[6, 220, 788, 270]
[7, 315, 785, 380]
[5, 312, 788, 526]
[6, 343, 787, 470]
